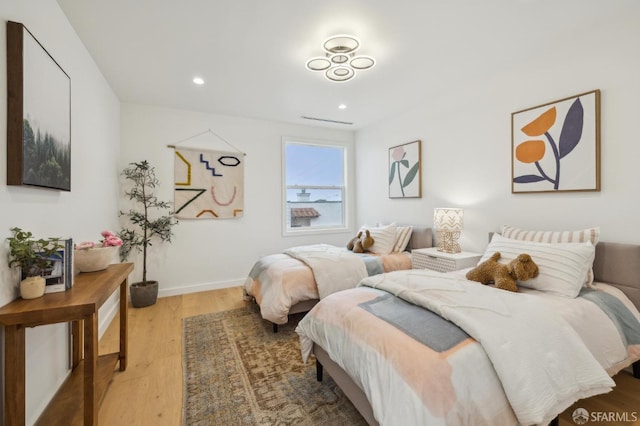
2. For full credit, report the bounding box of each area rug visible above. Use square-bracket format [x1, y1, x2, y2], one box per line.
[182, 304, 367, 425]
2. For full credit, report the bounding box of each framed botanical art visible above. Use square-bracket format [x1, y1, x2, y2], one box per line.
[6, 21, 71, 191]
[511, 90, 600, 193]
[389, 140, 421, 198]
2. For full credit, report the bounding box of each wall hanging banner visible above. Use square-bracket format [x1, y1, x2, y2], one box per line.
[174, 147, 244, 219]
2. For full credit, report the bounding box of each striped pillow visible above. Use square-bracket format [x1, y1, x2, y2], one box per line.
[393, 226, 413, 252]
[479, 234, 595, 298]
[501, 225, 599, 286]
[360, 224, 397, 255]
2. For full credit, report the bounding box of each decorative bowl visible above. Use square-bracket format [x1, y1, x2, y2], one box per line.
[74, 245, 119, 273]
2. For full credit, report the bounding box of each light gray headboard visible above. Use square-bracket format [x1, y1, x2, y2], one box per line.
[593, 242, 640, 309]
[407, 227, 433, 250]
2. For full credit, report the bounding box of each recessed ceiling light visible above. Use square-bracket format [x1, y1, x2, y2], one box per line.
[192, 77, 205, 85]
[338, 104, 347, 109]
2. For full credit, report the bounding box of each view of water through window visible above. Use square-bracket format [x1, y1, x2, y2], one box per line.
[284, 141, 346, 230]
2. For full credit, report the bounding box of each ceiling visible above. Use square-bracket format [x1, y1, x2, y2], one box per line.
[56, 0, 620, 130]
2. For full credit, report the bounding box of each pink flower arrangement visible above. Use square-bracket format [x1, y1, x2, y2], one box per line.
[76, 230, 123, 250]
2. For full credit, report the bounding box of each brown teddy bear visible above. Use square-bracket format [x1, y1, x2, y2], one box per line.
[465, 251, 539, 292]
[347, 231, 362, 250]
[347, 229, 375, 253]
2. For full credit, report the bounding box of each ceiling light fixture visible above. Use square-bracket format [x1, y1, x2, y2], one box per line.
[338, 104, 347, 109]
[192, 77, 205, 85]
[306, 35, 375, 82]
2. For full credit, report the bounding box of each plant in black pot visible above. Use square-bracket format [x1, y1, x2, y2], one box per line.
[119, 161, 178, 308]
[6, 227, 63, 299]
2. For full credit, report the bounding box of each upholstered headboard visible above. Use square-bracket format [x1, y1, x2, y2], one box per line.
[407, 227, 433, 251]
[593, 242, 640, 309]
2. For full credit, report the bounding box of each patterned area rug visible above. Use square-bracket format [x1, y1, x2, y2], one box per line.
[182, 304, 367, 425]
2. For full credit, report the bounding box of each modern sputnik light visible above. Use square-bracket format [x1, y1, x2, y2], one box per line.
[306, 35, 375, 82]
[433, 208, 464, 253]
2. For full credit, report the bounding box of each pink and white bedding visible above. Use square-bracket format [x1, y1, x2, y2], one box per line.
[296, 269, 640, 426]
[284, 244, 368, 298]
[243, 245, 411, 324]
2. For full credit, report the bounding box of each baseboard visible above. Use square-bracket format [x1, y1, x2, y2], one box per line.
[159, 278, 245, 297]
[98, 291, 120, 339]
[98, 278, 244, 335]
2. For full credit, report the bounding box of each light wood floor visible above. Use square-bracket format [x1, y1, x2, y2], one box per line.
[98, 286, 251, 425]
[98, 286, 640, 425]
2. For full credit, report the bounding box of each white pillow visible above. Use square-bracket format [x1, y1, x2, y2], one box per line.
[478, 234, 595, 298]
[393, 225, 413, 252]
[501, 225, 599, 286]
[359, 224, 397, 255]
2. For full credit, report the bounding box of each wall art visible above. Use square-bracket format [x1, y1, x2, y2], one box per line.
[389, 140, 421, 198]
[173, 147, 244, 219]
[512, 90, 600, 193]
[6, 21, 71, 191]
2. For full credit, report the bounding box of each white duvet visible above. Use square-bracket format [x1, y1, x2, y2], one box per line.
[359, 270, 614, 425]
[297, 269, 640, 426]
[284, 244, 367, 299]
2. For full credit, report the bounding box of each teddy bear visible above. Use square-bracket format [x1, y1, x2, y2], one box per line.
[346, 231, 362, 251]
[465, 251, 539, 292]
[347, 229, 375, 253]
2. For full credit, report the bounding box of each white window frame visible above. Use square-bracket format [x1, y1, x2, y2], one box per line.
[282, 137, 350, 236]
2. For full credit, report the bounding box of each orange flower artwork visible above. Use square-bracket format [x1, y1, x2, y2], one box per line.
[511, 90, 600, 192]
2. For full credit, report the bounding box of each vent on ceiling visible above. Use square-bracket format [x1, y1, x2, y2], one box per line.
[301, 115, 353, 125]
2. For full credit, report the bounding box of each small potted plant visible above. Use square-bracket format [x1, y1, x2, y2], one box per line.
[75, 230, 123, 273]
[119, 160, 178, 308]
[6, 227, 63, 299]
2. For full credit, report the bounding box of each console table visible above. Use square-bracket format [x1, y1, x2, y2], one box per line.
[0, 262, 133, 426]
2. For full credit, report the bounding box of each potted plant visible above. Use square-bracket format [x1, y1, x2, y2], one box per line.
[6, 227, 63, 299]
[119, 160, 178, 307]
[74, 231, 123, 273]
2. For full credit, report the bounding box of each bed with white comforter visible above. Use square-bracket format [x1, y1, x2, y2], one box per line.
[243, 225, 431, 326]
[297, 271, 640, 425]
[296, 230, 640, 426]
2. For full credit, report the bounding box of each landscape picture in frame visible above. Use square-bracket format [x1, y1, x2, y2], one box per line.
[389, 140, 421, 198]
[511, 90, 600, 194]
[7, 21, 71, 191]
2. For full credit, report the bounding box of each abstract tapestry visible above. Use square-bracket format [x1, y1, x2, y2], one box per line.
[174, 147, 244, 219]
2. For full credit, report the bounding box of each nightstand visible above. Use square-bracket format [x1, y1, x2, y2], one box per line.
[412, 247, 482, 272]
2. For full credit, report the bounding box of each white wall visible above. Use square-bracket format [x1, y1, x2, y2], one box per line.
[120, 103, 355, 296]
[355, 6, 640, 254]
[0, 1, 121, 423]
[2, 1, 636, 423]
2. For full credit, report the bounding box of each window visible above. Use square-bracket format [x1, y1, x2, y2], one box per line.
[283, 138, 347, 234]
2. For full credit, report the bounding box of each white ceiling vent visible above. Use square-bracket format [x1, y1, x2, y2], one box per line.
[301, 116, 353, 125]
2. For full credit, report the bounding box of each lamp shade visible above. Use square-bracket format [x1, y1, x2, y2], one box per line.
[433, 208, 464, 231]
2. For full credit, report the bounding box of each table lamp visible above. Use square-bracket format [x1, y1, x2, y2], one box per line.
[433, 208, 464, 253]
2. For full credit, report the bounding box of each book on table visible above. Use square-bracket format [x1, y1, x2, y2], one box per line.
[37, 238, 74, 293]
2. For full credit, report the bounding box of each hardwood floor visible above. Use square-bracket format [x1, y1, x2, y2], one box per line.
[559, 371, 640, 426]
[98, 286, 251, 425]
[97, 287, 640, 425]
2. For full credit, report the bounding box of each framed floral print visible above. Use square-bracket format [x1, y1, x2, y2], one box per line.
[389, 140, 421, 198]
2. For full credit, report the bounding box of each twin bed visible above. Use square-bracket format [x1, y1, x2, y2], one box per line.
[293, 228, 640, 425]
[243, 225, 432, 331]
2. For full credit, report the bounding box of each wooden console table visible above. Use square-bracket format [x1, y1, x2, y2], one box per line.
[0, 262, 133, 426]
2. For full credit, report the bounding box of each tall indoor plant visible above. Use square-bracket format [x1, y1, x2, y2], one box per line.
[119, 160, 178, 307]
[6, 227, 63, 299]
